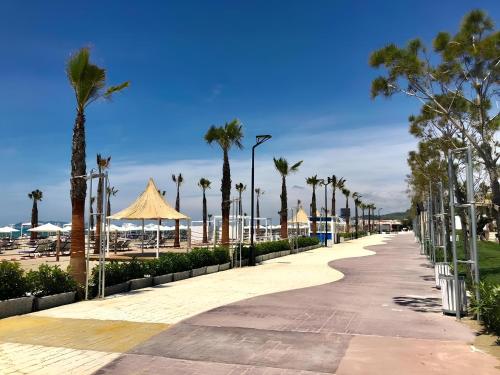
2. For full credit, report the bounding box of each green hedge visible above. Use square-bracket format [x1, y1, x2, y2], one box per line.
[296, 237, 320, 248]
[0, 261, 76, 301]
[26, 265, 77, 297]
[0, 260, 27, 300]
[470, 282, 500, 337]
[92, 247, 231, 287]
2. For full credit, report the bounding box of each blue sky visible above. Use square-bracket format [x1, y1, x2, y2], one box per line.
[0, 0, 498, 224]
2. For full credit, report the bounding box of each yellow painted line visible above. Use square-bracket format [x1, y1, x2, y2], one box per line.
[0, 315, 168, 353]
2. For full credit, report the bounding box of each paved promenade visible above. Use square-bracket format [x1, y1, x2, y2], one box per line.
[1, 233, 498, 374]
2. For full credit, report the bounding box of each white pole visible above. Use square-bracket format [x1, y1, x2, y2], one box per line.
[188, 219, 192, 251]
[156, 219, 160, 258]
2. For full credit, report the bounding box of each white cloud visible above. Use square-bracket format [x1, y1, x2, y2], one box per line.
[0, 123, 416, 224]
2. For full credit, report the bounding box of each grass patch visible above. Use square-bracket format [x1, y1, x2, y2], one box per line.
[456, 240, 500, 285]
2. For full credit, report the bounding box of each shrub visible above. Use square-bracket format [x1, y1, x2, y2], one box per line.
[213, 247, 230, 264]
[26, 264, 76, 297]
[255, 240, 291, 255]
[296, 237, 320, 248]
[470, 281, 500, 337]
[124, 258, 148, 279]
[160, 252, 191, 273]
[92, 261, 128, 287]
[0, 260, 27, 300]
[188, 248, 216, 269]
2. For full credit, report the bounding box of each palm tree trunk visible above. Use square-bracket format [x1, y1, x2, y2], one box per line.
[69, 111, 87, 284]
[174, 187, 180, 247]
[355, 205, 358, 239]
[202, 190, 208, 243]
[331, 188, 336, 217]
[311, 187, 317, 235]
[280, 176, 288, 239]
[362, 208, 365, 231]
[345, 198, 350, 233]
[256, 195, 260, 232]
[95, 171, 103, 254]
[221, 150, 231, 245]
[31, 200, 38, 240]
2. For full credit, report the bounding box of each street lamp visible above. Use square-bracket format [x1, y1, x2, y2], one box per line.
[319, 177, 332, 247]
[378, 208, 383, 234]
[250, 134, 272, 266]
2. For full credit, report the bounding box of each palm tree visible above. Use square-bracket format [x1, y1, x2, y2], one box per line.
[28, 190, 43, 240]
[360, 202, 367, 231]
[306, 175, 320, 235]
[255, 188, 264, 232]
[95, 154, 111, 254]
[367, 203, 375, 233]
[331, 175, 346, 217]
[352, 192, 361, 239]
[273, 157, 303, 239]
[106, 186, 118, 218]
[235, 183, 246, 216]
[66, 47, 128, 283]
[341, 188, 351, 233]
[172, 173, 184, 247]
[204, 119, 244, 245]
[198, 178, 211, 243]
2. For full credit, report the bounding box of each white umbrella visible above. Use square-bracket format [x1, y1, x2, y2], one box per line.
[28, 223, 63, 261]
[0, 226, 19, 233]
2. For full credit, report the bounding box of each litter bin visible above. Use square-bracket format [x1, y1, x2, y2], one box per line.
[439, 275, 467, 316]
[434, 262, 451, 288]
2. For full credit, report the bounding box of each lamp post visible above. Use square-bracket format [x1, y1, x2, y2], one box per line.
[250, 134, 272, 266]
[319, 178, 332, 247]
[378, 208, 383, 234]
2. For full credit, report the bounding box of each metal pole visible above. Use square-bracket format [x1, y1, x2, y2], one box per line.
[250, 145, 256, 266]
[439, 181, 448, 263]
[466, 146, 480, 315]
[85, 170, 94, 300]
[448, 151, 461, 320]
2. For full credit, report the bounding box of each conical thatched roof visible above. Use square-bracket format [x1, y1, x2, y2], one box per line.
[108, 178, 190, 220]
[288, 206, 310, 224]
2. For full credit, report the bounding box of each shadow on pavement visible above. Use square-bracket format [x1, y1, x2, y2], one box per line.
[393, 296, 442, 313]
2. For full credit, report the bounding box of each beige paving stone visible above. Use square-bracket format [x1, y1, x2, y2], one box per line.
[33, 235, 390, 325]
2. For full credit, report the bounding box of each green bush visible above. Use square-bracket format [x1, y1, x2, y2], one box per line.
[124, 258, 147, 279]
[26, 264, 76, 297]
[0, 260, 27, 300]
[92, 261, 128, 287]
[188, 248, 216, 268]
[213, 247, 230, 264]
[296, 237, 320, 248]
[470, 281, 500, 337]
[160, 252, 191, 273]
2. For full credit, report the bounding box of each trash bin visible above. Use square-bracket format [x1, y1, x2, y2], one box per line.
[434, 262, 451, 288]
[439, 275, 467, 316]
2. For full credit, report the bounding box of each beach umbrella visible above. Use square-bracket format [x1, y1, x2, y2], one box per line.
[0, 226, 19, 239]
[29, 223, 63, 261]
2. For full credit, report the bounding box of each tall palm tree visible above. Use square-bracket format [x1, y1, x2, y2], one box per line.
[273, 157, 303, 239]
[198, 178, 211, 243]
[255, 188, 264, 232]
[331, 175, 346, 217]
[106, 186, 118, 218]
[67, 47, 128, 283]
[204, 119, 244, 245]
[95, 154, 111, 254]
[341, 188, 351, 233]
[352, 192, 361, 239]
[306, 175, 320, 235]
[360, 202, 367, 231]
[235, 183, 246, 216]
[28, 190, 43, 240]
[172, 173, 184, 247]
[367, 203, 375, 233]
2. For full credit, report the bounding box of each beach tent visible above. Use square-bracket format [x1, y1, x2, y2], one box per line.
[108, 178, 191, 257]
[0, 226, 19, 239]
[288, 206, 310, 236]
[29, 223, 63, 260]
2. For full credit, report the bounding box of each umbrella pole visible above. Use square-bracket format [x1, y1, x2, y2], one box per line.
[156, 219, 160, 258]
[56, 231, 60, 262]
[142, 219, 145, 254]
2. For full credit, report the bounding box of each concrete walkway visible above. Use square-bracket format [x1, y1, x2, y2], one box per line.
[1, 234, 498, 374]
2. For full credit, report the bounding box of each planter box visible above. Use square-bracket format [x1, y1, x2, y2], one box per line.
[0, 296, 34, 319]
[191, 267, 207, 277]
[340, 237, 345, 243]
[255, 255, 264, 263]
[173, 270, 190, 281]
[206, 265, 219, 274]
[35, 291, 76, 311]
[104, 281, 130, 296]
[219, 262, 231, 271]
[440, 275, 467, 316]
[153, 273, 173, 285]
[434, 263, 451, 288]
[263, 254, 271, 261]
[130, 277, 153, 291]
[281, 250, 291, 257]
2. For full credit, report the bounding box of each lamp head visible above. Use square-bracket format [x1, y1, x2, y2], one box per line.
[255, 135, 272, 146]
